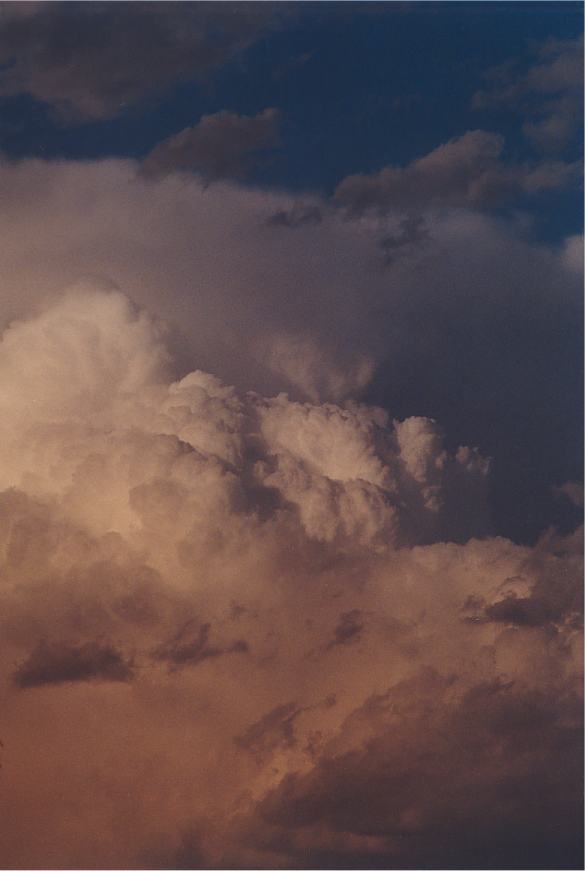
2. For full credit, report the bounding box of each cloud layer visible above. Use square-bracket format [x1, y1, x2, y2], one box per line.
[0, 287, 581, 869]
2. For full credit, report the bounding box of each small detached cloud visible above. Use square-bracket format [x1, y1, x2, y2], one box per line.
[152, 620, 248, 672]
[554, 481, 584, 508]
[473, 35, 584, 154]
[143, 108, 282, 182]
[13, 639, 134, 688]
[265, 202, 323, 228]
[335, 129, 579, 215]
[235, 702, 303, 765]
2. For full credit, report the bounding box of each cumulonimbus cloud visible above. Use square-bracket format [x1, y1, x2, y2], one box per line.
[0, 286, 581, 869]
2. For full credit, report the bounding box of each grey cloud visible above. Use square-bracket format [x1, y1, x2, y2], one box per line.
[152, 620, 248, 671]
[554, 481, 584, 508]
[464, 537, 584, 631]
[473, 35, 584, 154]
[335, 130, 579, 215]
[143, 108, 282, 182]
[0, 2, 284, 120]
[266, 203, 324, 228]
[379, 215, 430, 263]
[483, 594, 560, 629]
[0, 158, 581, 549]
[252, 670, 583, 869]
[0, 277, 579, 866]
[235, 702, 303, 763]
[328, 610, 364, 648]
[13, 639, 134, 688]
[523, 94, 582, 155]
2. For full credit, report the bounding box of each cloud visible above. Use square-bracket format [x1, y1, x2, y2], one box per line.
[554, 481, 584, 508]
[152, 620, 248, 671]
[0, 154, 580, 551]
[235, 702, 303, 764]
[0, 2, 284, 120]
[335, 130, 579, 214]
[378, 215, 430, 263]
[473, 35, 584, 154]
[143, 108, 282, 182]
[328, 610, 364, 647]
[0, 156, 580, 407]
[265, 202, 323, 228]
[0, 287, 580, 868]
[13, 640, 134, 688]
[250, 671, 582, 869]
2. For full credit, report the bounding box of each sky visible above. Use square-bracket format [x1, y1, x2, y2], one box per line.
[0, 2, 582, 870]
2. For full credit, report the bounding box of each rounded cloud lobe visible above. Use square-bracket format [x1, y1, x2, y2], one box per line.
[0, 287, 581, 869]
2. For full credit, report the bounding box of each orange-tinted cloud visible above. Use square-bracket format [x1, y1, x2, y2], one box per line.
[0, 287, 581, 868]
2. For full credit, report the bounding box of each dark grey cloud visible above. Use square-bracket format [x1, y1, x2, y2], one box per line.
[335, 129, 579, 215]
[484, 594, 561, 628]
[266, 203, 324, 228]
[328, 610, 364, 647]
[0, 2, 284, 120]
[379, 215, 430, 263]
[235, 702, 303, 764]
[13, 639, 133, 688]
[464, 540, 583, 630]
[143, 108, 282, 182]
[152, 620, 248, 671]
[473, 35, 584, 154]
[251, 670, 583, 869]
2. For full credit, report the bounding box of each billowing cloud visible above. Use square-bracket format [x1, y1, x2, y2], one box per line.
[0, 154, 580, 550]
[0, 2, 284, 120]
[143, 108, 282, 182]
[0, 156, 580, 401]
[335, 129, 579, 214]
[473, 35, 584, 154]
[0, 287, 581, 868]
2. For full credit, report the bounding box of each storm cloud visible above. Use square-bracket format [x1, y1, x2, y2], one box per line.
[0, 286, 581, 869]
